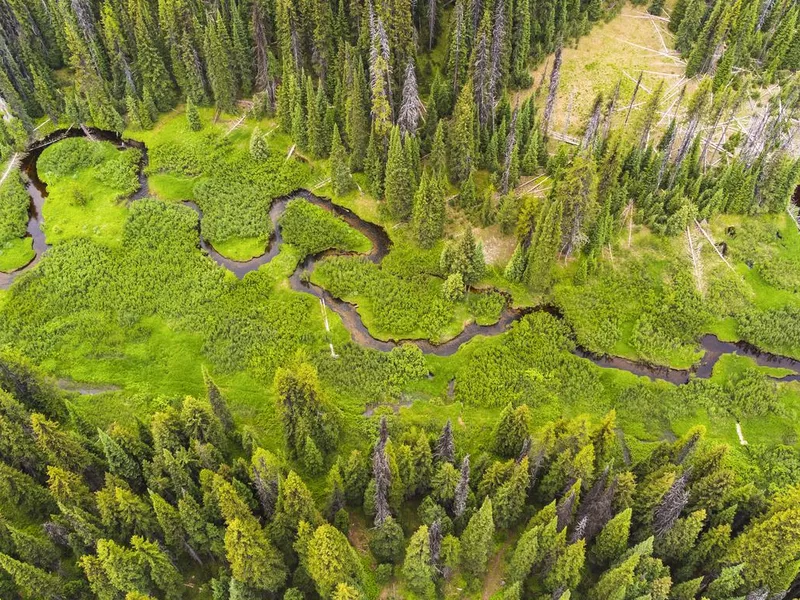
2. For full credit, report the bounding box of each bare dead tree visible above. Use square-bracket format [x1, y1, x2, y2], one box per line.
[757, 0, 777, 32]
[454, 455, 470, 518]
[398, 60, 425, 136]
[575, 468, 616, 541]
[473, 30, 491, 127]
[435, 419, 455, 463]
[601, 80, 621, 144]
[569, 516, 588, 543]
[373, 416, 392, 525]
[487, 0, 505, 126]
[451, 1, 465, 95]
[746, 589, 770, 600]
[501, 108, 518, 193]
[543, 44, 563, 135]
[252, 457, 279, 519]
[252, 1, 276, 106]
[429, 519, 442, 573]
[556, 487, 576, 532]
[471, 0, 482, 37]
[428, 0, 437, 51]
[624, 71, 643, 127]
[581, 94, 603, 151]
[653, 471, 690, 537]
[516, 437, 531, 464]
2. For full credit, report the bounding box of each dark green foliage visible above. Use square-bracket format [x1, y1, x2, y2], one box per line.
[369, 516, 405, 564]
[274, 362, 339, 460]
[279, 199, 368, 258]
[0, 174, 31, 255]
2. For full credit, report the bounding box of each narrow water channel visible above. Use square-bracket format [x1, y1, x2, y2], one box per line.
[3, 128, 799, 386]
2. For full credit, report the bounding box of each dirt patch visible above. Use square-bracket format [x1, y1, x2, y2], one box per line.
[477, 224, 518, 266]
[347, 511, 370, 553]
[482, 541, 511, 600]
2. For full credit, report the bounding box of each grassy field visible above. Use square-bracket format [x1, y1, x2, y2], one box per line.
[0, 236, 34, 273]
[521, 4, 686, 138]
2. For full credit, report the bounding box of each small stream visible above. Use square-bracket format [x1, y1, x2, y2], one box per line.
[2, 128, 799, 386]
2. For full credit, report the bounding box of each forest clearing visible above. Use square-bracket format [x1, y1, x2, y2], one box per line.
[0, 0, 799, 598]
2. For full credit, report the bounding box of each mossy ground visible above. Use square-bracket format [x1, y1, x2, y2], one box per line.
[0, 237, 34, 272]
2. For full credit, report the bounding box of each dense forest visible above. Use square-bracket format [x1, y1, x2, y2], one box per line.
[1, 0, 800, 597]
[0, 350, 798, 599]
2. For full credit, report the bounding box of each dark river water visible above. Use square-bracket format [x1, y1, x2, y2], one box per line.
[2, 128, 799, 386]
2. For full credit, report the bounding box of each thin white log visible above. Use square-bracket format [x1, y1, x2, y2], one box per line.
[224, 113, 248, 137]
[0, 153, 19, 187]
[694, 219, 736, 273]
[736, 422, 748, 445]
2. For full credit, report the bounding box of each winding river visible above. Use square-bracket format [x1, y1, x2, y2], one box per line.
[2, 128, 799, 385]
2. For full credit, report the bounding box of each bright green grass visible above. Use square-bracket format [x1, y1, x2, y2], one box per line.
[213, 236, 269, 261]
[37, 139, 139, 247]
[0, 236, 34, 272]
[147, 172, 200, 201]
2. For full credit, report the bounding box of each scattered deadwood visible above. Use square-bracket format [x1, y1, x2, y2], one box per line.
[694, 219, 736, 274]
[686, 225, 704, 293]
[789, 206, 800, 232]
[0, 154, 19, 187]
[224, 113, 248, 137]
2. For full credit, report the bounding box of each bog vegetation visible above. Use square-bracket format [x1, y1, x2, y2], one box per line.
[0, 0, 799, 596]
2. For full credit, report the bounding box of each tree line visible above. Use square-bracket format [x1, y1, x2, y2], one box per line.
[0, 349, 798, 598]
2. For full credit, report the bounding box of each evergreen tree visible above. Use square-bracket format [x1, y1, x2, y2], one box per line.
[0, 552, 62, 599]
[274, 363, 339, 460]
[98, 429, 141, 487]
[412, 170, 446, 248]
[493, 404, 531, 457]
[307, 524, 364, 596]
[225, 518, 286, 593]
[460, 497, 494, 579]
[450, 82, 475, 182]
[205, 14, 237, 111]
[250, 126, 270, 161]
[330, 123, 354, 196]
[186, 98, 202, 131]
[403, 525, 436, 597]
[384, 126, 414, 219]
[493, 458, 530, 529]
[430, 120, 448, 176]
[593, 508, 632, 565]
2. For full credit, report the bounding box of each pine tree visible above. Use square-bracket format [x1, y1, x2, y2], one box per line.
[186, 98, 202, 131]
[493, 458, 530, 529]
[384, 126, 414, 219]
[346, 58, 370, 172]
[98, 429, 142, 487]
[493, 404, 531, 457]
[450, 81, 475, 182]
[330, 123, 354, 196]
[524, 196, 562, 291]
[250, 126, 270, 161]
[225, 518, 286, 592]
[0, 552, 62, 598]
[365, 129, 386, 198]
[430, 120, 448, 177]
[205, 13, 236, 111]
[460, 497, 494, 579]
[274, 363, 339, 459]
[593, 508, 632, 565]
[412, 170, 446, 248]
[403, 525, 436, 597]
[307, 524, 364, 597]
[504, 244, 527, 282]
